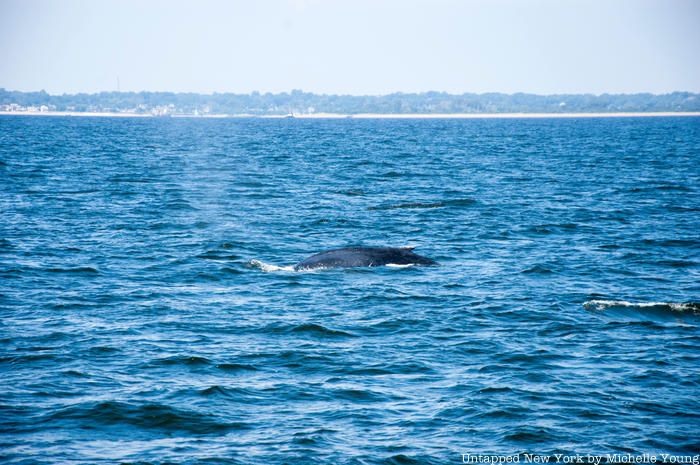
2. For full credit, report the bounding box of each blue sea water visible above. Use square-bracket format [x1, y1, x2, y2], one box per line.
[1, 115, 699, 464]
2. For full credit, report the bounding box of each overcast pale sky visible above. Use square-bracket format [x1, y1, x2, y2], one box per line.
[1, 0, 698, 95]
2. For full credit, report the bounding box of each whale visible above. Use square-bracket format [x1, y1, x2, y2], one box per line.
[293, 246, 437, 270]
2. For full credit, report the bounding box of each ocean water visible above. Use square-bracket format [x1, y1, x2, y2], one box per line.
[1, 115, 699, 464]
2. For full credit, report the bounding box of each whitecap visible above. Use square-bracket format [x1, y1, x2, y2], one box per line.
[583, 299, 700, 313]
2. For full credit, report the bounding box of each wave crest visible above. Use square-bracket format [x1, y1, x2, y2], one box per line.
[583, 300, 700, 314]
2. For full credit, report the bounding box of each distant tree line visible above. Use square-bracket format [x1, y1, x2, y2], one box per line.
[1, 88, 698, 115]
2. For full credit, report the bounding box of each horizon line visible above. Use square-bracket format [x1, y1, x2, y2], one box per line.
[2, 88, 699, 98]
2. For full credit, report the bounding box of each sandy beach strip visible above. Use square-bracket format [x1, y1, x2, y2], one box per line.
[2, 110, 699, 119]
[0, 110, 151, 117]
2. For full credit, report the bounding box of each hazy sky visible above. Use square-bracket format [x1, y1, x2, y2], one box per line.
[1, 0, 698, 95]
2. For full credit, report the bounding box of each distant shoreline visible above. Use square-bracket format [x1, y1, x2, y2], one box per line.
[2, 110, 700, 119]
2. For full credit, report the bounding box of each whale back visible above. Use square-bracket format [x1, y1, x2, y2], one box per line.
[294, 246, 437, 270]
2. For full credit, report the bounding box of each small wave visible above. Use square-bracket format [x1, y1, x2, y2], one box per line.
[45, 266, 99, 274]
[48, 401, 245, 434]
[368, 198, 476, 211]
[382, 454, 425, 465]
[247, 259, 294, 272]
[526, 225, 553, 234]
[628, 184, 693, 193]
[583, 300, 700, 314]
[197, 251, 241, 260]
[330, 387, 393, 403]
[655, 259, 698, 268]
[341, 361, 435, 376]
[197, 385, 258, 398]
[338, 189, 365, 196]
[474, 408, 526, 420]
[292, 323, 355, 338]
[369, 201, 444, 210]
[364, 318, 428, 335]
[215, 363, 258, 372]
[220, 266, 244, 275]
[85, 346, 120, 355]
[309, 217, 354, 226]
[261, 322, 355, 338]
[522, 265, 554, 274]
[524, 223, 578, 235]
[639, 239, 698, 248]
[503, 426, 556, 443]
[381, 170, 404, 178]
[50, 302, 97, 310]
[668, 205, 700, 213]
[1, 353, 60, 364]
[149, 355, 212, 367]
[166, 200, 197, 211]
[478, 386, 515, 394]
[107, 176, 157, 183]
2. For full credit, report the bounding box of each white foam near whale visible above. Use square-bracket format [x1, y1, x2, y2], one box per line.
[248, 259, 294, 272]
[248, 259, 417, 272]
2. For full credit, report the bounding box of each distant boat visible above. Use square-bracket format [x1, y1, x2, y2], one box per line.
[284, 113, 295, 119]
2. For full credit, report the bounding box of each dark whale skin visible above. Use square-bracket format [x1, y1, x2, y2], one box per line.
[293, 247, 437, 270]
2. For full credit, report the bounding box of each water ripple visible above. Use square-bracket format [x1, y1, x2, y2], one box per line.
[1, 116, 699, 463]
